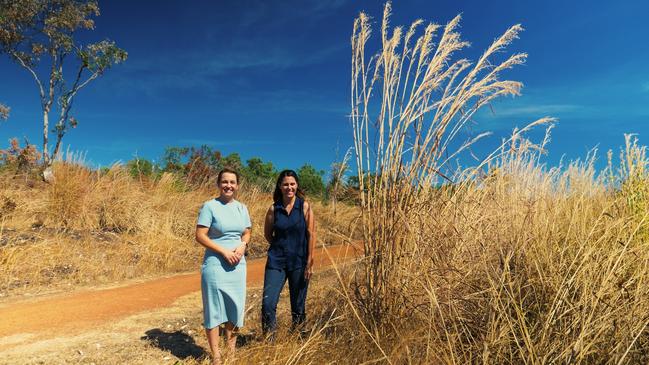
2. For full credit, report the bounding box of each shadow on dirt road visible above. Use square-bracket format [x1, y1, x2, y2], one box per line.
[141, 328, 206, 360]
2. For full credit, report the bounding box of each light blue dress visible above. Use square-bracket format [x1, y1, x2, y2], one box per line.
[197, 198, 251, 329]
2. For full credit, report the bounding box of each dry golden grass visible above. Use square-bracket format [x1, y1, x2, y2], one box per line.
[340, 2, 649, 363]
[0, 161, 359, 298]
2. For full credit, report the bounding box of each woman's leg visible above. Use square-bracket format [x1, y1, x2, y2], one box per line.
[205, 327, 221, 365]
[287, 267, 309, 330]
[261, 267, 287, 335]
[223, 322, 237, 353]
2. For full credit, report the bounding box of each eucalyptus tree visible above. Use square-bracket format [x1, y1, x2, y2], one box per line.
[0, 0, 127, 164]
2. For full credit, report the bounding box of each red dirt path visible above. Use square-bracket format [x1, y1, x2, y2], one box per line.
[0, 244, 357, 341]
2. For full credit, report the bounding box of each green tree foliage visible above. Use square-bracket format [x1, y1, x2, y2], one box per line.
[161, 145, 282, 187]
[0, 0, 127, 164]
[220, 153, 242, 171]
[162, 146, 189, 174]
[298, 164, 325, 197]
[346, 175, 360, 190]
[159, 145, 331, 197]
[161, 145, 222, 186]
[242, 157, 275, 189]
[126, 158, 156, 178]
[185, 146, 221, 186]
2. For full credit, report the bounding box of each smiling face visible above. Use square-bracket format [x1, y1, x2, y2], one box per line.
[280, 176, 298, 200]
[218, 172, 238, 199]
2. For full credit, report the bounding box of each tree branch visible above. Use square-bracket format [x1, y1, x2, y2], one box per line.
[10, 51, 45, 101]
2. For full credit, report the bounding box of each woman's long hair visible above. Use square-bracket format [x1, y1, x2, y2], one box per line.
[273, 169, 306, 203]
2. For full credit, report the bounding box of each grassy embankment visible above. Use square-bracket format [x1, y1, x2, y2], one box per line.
[0, 161, 359, 299]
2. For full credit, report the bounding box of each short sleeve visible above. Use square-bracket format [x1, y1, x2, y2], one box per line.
[197, 203, 213, 227]
[241, 203, 252, 228]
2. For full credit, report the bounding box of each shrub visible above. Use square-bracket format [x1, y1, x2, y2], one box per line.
[0, 138, 41, 173]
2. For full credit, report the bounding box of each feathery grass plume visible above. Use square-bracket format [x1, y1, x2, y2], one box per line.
[350, 1, 527, 327]
[346, 2, 649, 363]
[328, 148, 352, 214]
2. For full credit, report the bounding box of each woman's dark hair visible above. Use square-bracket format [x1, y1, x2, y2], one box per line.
[217, 168, 240, 185]
[273, 169, 306, 203]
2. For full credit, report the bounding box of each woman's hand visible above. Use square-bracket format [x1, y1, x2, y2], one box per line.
[221, 250, 240, 266]
[197, 226, 240, 265]
[304, 256, 314, 280]
[234, 243, 246, 260]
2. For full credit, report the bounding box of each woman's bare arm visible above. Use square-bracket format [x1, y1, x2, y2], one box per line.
[304, 201, 316, 280]
[195, 226, 240, 265]
[234, 227, 251, 258]
[263, 205, 274, 244]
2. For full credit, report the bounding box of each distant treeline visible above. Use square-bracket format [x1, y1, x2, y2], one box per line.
[0, 139, 359, 201]
[125, 145, 355, 199]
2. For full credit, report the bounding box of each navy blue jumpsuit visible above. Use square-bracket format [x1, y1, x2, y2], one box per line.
[261, 197, 310, 333]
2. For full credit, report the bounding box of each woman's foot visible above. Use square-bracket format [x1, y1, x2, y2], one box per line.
[225, 337, 237, 362]
[211, 354, 222, 365]
[227, 337, 237, 353]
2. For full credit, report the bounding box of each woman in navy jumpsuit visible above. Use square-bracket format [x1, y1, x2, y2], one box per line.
[261, 169, 316, 335]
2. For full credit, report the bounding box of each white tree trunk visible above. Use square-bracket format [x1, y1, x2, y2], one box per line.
[43, 110, 49, 165]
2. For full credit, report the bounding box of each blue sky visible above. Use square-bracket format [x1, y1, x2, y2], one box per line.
[1, 0, 648, 173]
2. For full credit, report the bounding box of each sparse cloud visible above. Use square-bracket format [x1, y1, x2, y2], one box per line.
[201, 42, 346, 76]
[108, 44, 349, 114]
[487, 103, 584, 119]
[477, 69, 649, 132]
[109, 39, 346, 99]
[107, 0, 351, 98]
[222, 88, 348, 114]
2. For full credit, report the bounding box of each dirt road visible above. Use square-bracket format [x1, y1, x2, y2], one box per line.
[0, 244, 357, 344]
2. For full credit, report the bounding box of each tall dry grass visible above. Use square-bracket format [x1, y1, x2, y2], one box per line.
[234, 133, 649, 365]
[350, 1, 540, 326]
[322, 2, 649, 363]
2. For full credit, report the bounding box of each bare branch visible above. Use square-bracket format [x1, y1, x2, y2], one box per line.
[10, 50, 45, 100]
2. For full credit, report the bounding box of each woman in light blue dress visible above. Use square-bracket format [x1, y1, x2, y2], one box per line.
[195, 168, 251, 364]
